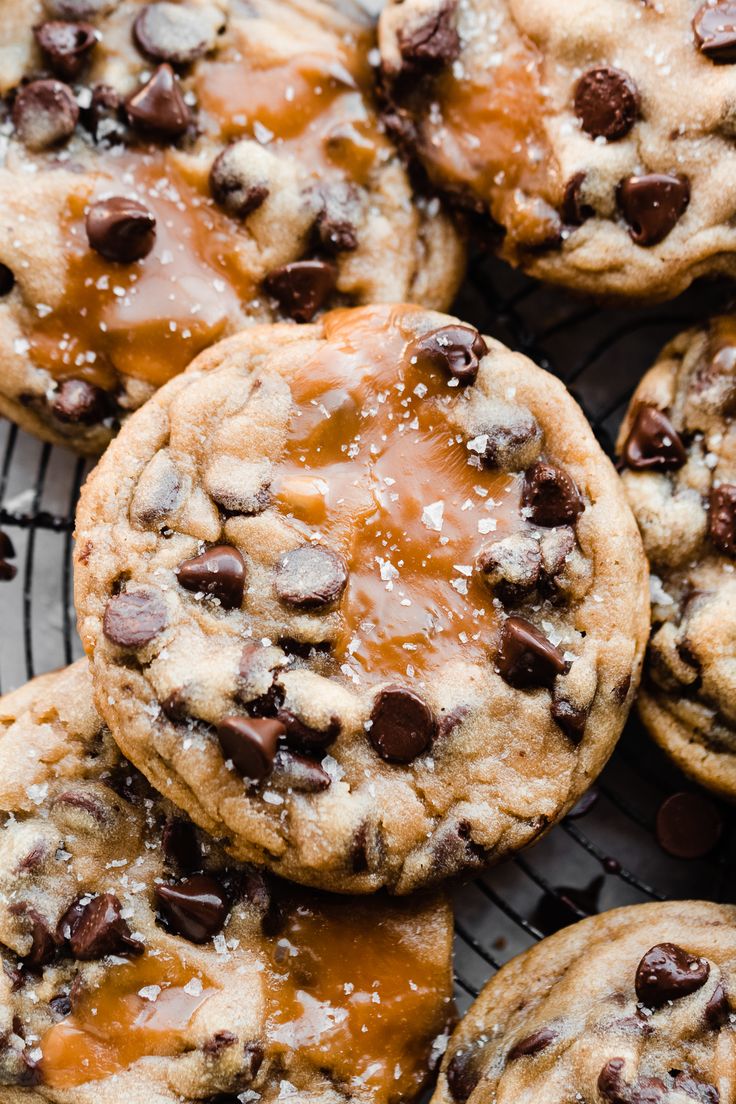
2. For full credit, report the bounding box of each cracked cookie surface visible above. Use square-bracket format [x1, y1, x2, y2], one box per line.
[618, 315, 736, 799]
[0, 659, 454, 1103]
[432, 900, 736, 1104]
[0, 0, 463, 454]
[379, 0, 736, 300]
[74, 303, 649, 894]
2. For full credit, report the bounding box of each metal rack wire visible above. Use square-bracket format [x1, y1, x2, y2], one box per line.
[2, 256, 735, 1016]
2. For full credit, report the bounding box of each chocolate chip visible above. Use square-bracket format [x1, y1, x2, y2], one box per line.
[155, 874, 229, 943]
[49, 994, 72, 1018]
[0, 531, 16, 561]
[162, 817, 202, 873]
[522, 461, 584, 527]
[694, 1, 736, 61]
[82, 83, 126, 144]
[496, 616, 568, 689]
[271, 749, 331, 792]
[368, 685, 436, 763]
[621, 405, 687, 471]
[617, 174, 690, 246]
[0, 559, 17, 582]
[409, 324, 488, 385]
[574, 66, 639, 141]
[274, 544, 348, 610]
[532, 875, 602, 936]
[655, 791, 722, 859]
[0, 264, 15, 297]
[59, 893, 143, 960]
[217, 715, 283, 781]
[134, 2, 220, 65]
[551, 698, 588, 743]
[17, 908, 63, 968]
[34, 21, 97, 80]
[709, 484, 736, 556]
[397, 2, 460, 70]
[86, 196, 156, 263]
[705, 982, 731, 1028]
[672, 1072, 719, 1104]
[277, 708, 340, 751]
[51, 378, 107, 423]
[561, 172, 594, 226]
[103, 589, 167, 647]
[635, 942, 710, 1007]
[598, 1059, 667, 1104]
[507, 1025, 558, 1061]
[125, 63, 191, 139]
[314, 185, 359, 253]
[204, 1031, 237, 1056]
[177, 544, 246, 609]
[445, 1047, 482, 1102]
[263, 260, 337, 323]
[12, 79, 79, 151]
[209, 146, 270, 218]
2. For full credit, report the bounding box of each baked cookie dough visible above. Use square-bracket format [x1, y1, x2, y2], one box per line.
[433, 900, 736, 1103]
[74, 303, 649, 894]
[0, 659, 454, 1103]
[379, 0, 736, 300]
[618, 315, 736, 800]
[0, 0, 463, 454]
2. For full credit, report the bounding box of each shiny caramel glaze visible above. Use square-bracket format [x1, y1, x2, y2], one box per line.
[275, 305, 519, 681]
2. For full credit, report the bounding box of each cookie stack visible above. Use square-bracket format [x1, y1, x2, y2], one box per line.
[1, 2, 735, 1102]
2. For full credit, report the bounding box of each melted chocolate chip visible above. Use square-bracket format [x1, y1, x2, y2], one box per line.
[217, 715, 283, 781]
[522, 461, 584, 527]
[709, 484, 736, 556]
[562, 171, 594, 226]
[59, 893, 143, 960]
[271, 749, 331, 792]
[155, 874, 229, 943]
[277, 708, 340, 751]
[274, 544, 348, 610]
[368, 685, 436, 763]
[496, 616, 568, 689]
[409, 324, 488, 385]
[134, 2, 218, 65]
[574, 66, 640, 141]
[705, 981, 731, 1028]
[621, 405, 687, 471]
[673, 1072, 719, 1104]
[635, 942, 710, 1007]
[507, 1025, 558, 1061]
[34, 20, 97, 80]
[82, 83, 126, 144]
[694, 1, 736, 62]
[125, 63, 191, 139]
[162, 817, 202, 873]
[445, 1047, 482, 1102]
[103, 589, 167, 647]
[86, 196, 156, 263]
[551, 698, 588, 743]
[617, 174, 690, 246]
[19, 908, 63, 968]
[315, 204, 358, 254]
[209, 146, 270, 218]
[263, 260, 337, 323]
[598, 1059, 667, 1104]
[51, 378, 107, 423]
[655, 791, 723, 859]
[0, 264, 15, 296]
[397, 2, 460, 70]
[12, 79, 79, 151]
[177, 544, 246, 609]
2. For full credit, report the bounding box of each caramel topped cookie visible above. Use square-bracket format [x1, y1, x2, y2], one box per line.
[379, 0, 736, 300]
[74, 304, 649, 893]
[0, 660, 454, 1102]
[618, 315, 736, 799]
[433, 900, 736, 1104]
[0, 0, 463, 454]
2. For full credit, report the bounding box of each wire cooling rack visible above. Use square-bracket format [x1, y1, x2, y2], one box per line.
[2, 256, 736, 1021]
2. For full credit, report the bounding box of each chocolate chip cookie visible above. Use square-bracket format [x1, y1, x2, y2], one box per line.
[433, 900, 735, 1104]
[0, 659, 454, 1101]
[618, 315, 736, 799]
[74, 303, 649, 893]
[379, 0, 736, 300]
[0, 0, 464, 454]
